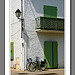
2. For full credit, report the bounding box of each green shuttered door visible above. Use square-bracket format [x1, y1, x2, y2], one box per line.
[11, 42, 14, 60]
[44, 5, 57, 18]
[53, 41, 58, 68]
[44, 41, 58, 68]
[44, 41, 53, 68]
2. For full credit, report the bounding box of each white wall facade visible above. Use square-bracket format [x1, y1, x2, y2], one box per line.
[10, 0, 23, 69]
[23, 0, 64, 68]
[10, 0, 64, 70]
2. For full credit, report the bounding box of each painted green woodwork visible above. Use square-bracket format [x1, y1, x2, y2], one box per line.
[35, 17, 64, 31]
[53, 41, 58, 68]
[44, 41, 53, 68]
[11, 42, 14, 60]
[44, 5, 57, 18]
[44, 41, 58, 68]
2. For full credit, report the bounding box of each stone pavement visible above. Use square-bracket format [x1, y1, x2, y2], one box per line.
[11, 68, 64, 75]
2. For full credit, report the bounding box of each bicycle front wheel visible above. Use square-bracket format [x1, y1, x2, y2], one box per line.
[26, 63, 30, 71]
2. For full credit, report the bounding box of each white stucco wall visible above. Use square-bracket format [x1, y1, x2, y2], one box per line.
[10, 0, 22, 68]
[10, 0, 64, 70]
[24, 0, 64, 68]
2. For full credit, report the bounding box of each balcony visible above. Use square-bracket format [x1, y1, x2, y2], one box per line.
[35, 17, 64, 33]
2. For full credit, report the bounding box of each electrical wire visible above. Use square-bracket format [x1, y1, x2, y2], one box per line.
[11, 0, 36, 37]
[11, 21, 20, 25]
[11, 30, 20, 37]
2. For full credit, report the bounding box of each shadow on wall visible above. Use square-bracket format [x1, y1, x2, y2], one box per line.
[36, 32, 58, 52]
[23, 28, 30, 48]
[36, 33, 45, 52]
[22, 28, 30, 59]
[31, 0, 57, 14]
[28, 0, 64, 17]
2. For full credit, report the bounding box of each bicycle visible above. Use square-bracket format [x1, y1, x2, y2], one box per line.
[26, 58, 32, 71]
[27, 57, 47, 72]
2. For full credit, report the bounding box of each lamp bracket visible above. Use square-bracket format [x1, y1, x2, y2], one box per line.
[18, 18, 24, 21]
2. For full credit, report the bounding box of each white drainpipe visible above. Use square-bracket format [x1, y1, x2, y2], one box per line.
[21, 0, 27, 70]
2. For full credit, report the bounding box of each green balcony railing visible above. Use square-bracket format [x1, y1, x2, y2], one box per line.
[35, 17, 64, 31]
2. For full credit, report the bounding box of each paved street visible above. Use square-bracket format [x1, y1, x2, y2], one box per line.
[11, 68, 64, 75]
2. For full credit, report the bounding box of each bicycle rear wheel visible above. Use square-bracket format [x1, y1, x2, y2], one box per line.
[29, 62, 36, 72]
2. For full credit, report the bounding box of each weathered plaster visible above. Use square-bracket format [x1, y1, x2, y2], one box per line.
[24, 0, 64, 68]
[10, 0, 64, 70]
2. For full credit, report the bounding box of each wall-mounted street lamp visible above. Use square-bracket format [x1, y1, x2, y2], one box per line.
[15, 9, 24, 37]
[15, 9, 21, 19]
[15, 9, 24, 21]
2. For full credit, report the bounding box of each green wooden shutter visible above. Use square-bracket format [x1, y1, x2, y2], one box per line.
[44, 5, 57, 18]
[53, 41, 58, 68]
[44, 41, 58, 68]
[11, 42, 14, 60]
[44, 41, 53, 68]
